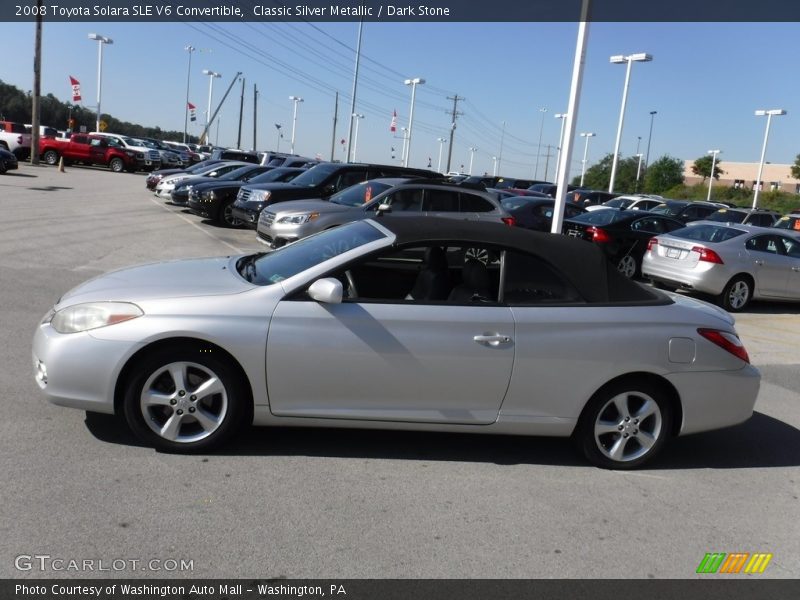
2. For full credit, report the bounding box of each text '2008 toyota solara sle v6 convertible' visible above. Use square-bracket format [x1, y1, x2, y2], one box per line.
[32, 217, 760, 469]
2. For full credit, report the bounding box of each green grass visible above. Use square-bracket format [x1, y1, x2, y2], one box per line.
[659, 184, 799, 214]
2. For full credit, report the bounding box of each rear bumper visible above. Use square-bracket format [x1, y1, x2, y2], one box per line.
[642, 258, 730, 296]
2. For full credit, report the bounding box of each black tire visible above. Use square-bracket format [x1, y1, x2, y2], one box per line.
[43, 150, 59, 166]
[717, 275, 752, 312]
[122, 345, 248, 453]
[616, 254, 637, 279]
[0, 160, 6, 175]
[218, 200, 242, 227]
[109, 157, 125, 173]
[575, 378, 673, 470]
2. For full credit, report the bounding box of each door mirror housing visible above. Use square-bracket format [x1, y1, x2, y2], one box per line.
[307, 278, 343, 304]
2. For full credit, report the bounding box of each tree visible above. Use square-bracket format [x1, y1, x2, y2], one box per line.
[691, 155, 723, 182]
[790, 154, 800, 180]
[570, 153, 643, 193]
[643, 155, 685, 194]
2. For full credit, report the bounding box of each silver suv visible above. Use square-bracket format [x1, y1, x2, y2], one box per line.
[256, 178, 515, 248]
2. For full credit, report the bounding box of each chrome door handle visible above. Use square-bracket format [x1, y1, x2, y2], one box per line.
[473, 334, 512, 346]
[754, 260, 764, 266]
[793, 266, 800, 272]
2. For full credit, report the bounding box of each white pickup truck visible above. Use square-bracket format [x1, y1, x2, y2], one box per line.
[0, 121, 32, 159]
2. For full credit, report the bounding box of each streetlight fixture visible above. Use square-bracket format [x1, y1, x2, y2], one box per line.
[351, 113, 364, 162]
[202, 69, 221, 144]
[436, 137, 447, 173]
[468, 146, 478, 175]
[707, 149, 721, 201]
[288, 95, 304, 154]
[553, 113, 568, 181]
[579, 132, 596, 187]
[753, 109, 786, 208]
[87, 33, 113, 133]
[534, 107, 547, 179]
[634, 153, 644, 193]
[183, 45, 195, 143]
[608, 52, 653, 192]
[644, 110, 657, 168]
[402, 77, 425, 167]
[274, 124, 283, 152]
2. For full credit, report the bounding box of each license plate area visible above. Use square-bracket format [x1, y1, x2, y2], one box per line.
[666, 247, 681, 259]
[567, 229, 582, 238]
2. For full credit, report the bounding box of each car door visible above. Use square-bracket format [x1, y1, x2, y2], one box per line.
[744, 234, 790, 297]
[776, 235, 800, 298]
[265, 245, 515, 424]
[70, 135, 91, 161]
[88, 137, 108, 165]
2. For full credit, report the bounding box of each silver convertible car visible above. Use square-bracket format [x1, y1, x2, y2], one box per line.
[32, 217, 760, 469]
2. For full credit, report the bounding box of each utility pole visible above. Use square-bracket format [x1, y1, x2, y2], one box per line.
[30, 0, 43, 165]
[444, 94, 464, 174]
[543, 144, 553, 181]
[346, 20, 363, 163]
[330, 91, 339, 161]
[236, 76, 246, 149]
[252, 84, 258, 151]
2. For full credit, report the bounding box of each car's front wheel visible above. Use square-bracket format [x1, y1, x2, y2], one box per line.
[577, 379, 672, 469]
[219, 201, 242, 227]
[717, 275, 752, 312]
[123, 346, 248, 452]
[43, 150, 59, 165]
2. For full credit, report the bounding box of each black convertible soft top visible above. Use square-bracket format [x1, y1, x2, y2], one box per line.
[372, 216, 666, 304]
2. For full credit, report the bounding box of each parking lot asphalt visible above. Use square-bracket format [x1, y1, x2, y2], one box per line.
[1, 163, 799, 579]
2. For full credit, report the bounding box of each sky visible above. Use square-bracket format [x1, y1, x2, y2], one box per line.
[2, 19, 799, 180]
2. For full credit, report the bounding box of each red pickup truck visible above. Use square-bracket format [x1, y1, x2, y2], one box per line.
[38, 133, 142, 172]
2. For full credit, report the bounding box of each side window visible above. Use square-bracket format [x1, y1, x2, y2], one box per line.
[631, 217, 662, 234]
[780, 237, 800, 258]
[334, 170, 368, 192]
[424, 189, 459, 212]
[72, 135, 88, 145]
[698, 206, 717, 218]
[753, 214, 775, 227]
[89, 138, 106, 148]
[746, 235, 779, 255]
[459, 193, 494, 212]
[383, 189, 423, 212]
[502, 251, 583, 304]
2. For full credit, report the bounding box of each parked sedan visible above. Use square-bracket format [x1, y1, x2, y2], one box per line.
[586, 195, 663, 212]
[643, 222, 800, 311]
[0, 147, 19, 174]
[145, 159, 224, 190]
[155, 162, 249, 199]
[170, 165, 273, 206]
[187, 167, 307, 226]
[500, 196, 586, 232]
[32, 217, 760, 469]
[650, 200, 722, 224]
[563, 210, 685, 279]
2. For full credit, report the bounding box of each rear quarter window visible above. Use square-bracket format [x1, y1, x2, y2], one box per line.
[670, 224, 745, 243]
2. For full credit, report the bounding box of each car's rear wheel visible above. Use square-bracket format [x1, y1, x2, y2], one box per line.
[109, 158, 125, 173]
[577, 379, 672, 469]
[123, 347, 247, 452]
[43, 150, 59, 166]
[0, 160, 6, 174]
[616, 254, 637, 279]
[717, 275, 752, 312]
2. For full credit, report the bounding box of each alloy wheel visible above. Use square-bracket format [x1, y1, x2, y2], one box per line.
[593, 391, 663, 463]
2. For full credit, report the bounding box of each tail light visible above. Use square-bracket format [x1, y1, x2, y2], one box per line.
[587, 226, 611, 243]
[698, 328, 750, 363]
[501, 216, 517, 227]
[692, 246, 724, 264]
[647, 237, 658, 251]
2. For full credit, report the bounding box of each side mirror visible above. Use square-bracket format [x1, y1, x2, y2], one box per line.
[376, 203, 392, 214]
[307, 278, 343, 304]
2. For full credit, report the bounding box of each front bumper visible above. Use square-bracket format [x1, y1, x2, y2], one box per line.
[231, 204, 263, 229]
[187, 197, 215, 219]
[32, 323, 142, 414]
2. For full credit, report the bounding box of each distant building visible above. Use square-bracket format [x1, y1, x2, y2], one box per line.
[683, 160, 800, 194]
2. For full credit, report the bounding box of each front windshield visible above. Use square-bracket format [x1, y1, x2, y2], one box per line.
[249, 168, 298, 184]
[707, 210, 746, 223]
[286, 163, 339, 187]
[651, 202, 683, 216]
[330, 181, 393, 207]
[219, 166, 260, 181]
[237, 221, 387, 285]
[604, 198, 633, 209]
[774, 216, 800, 230]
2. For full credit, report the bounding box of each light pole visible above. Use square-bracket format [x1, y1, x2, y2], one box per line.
[202, 69, 221, 145]
[183, 45, 195, 143]
[399, 127, 408, 165]
[553, 113, 568, 182]
[87, 33, 113, 133]
[707, 149, 721, 201]
[436, 137, 447, 173]
[534, 107, 547, 179]
[579, 132, 595, 187]
[288, 95, 304, 154]
[497, 120, 506, 176]
[274, 123, 283, 152]
[634, 153, 644, 193]
[753, 109, 786, 208]
[492, 156, 498, 177]
[468, 147, 478, 175]
[402, 77, 425, 167]
[644, 110, 657, 168]
[351, 113, 364, 162]
[608, 53, 653, 192]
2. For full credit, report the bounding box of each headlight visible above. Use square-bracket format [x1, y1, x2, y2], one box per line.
[204, 190, 217, 200]
[251, 190, 271, 202]
[277, 212, 319, 225]
[50, 302, 144, 334]
[125, 151, 134, 157]
[135, 152, 144, 159]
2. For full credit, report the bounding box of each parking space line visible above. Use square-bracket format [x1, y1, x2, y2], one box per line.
[147, 196, 245, 254]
